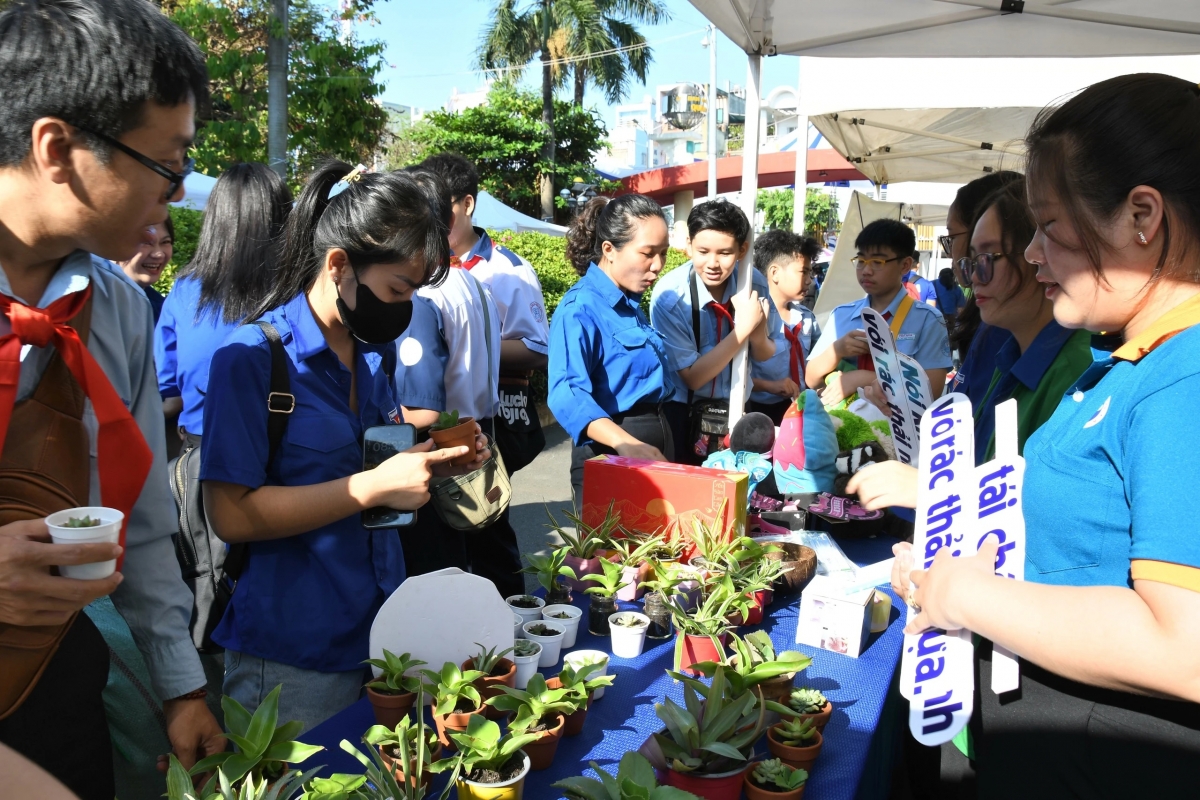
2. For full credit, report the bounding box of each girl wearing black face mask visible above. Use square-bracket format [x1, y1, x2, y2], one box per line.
[198, 161, 489, 729]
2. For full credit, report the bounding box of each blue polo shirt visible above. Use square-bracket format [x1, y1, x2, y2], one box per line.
[200, 292, 406, 672]
[949, 323, 1012, 409]
[904, 271, 938, 306]
[548, 265, 675, 445]
[155, 275, 243, 435]
[933, 281, 966, 318]
[1023, 314, 1200, 589]
[649, 262, 784, 402]
[811, 287, 953, 373]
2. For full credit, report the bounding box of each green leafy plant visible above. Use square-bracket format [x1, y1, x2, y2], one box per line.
[546, 502, 619, 559]
[523, 622, 560, 638]
[513, 639, 541, 658]
[582, 557, 629, 599]
[692, 631, 812, 698]
[336, 733, 439, 800]
[429, 715, 542, 783]
[651, 665, 767, 776]
[683, 507, 746, 572]
[610, 612, 647, 628]
[751, 759, 808, 792]
[639, 560, 687, 598]
[362, 650, 426, 696]
[485, 673, 580, 733]
[664, 575, 751, 673]
[167, 754, 322, 800]
[552, 752, 701, 800]
[63, 515, 102, 527]
[431, 410, 461, 431]
[773, 716, 820, 747]
[610, 532, 664, 568]
[788, 688, 828, 716]
[298, 773, 369, 800]
[552, 661, 615, 708]
[189, 685, 324, 793]
[521, 547, 577, 595]
[468, 643, 514, 677]
[419, 662, 485, 716]
[363, 719, 439, 767]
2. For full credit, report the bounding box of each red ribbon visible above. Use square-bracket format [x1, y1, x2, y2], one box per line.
[708, 301, 736, 396]
[783, 322, 807, 387]
[0, 287, 152, 569]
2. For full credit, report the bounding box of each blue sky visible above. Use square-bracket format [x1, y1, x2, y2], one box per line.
[365, 0, 799, 128]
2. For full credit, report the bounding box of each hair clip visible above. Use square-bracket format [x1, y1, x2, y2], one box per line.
[328, 164, 369, 200]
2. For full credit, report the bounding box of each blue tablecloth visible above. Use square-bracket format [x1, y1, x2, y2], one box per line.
[301, 535, 904, 799]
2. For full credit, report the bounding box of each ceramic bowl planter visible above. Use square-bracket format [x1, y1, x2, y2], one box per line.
[588, 595, 618, 636]
[608, 611, 651, 658]
[520, 712, 566, 771]
[563, 554, 602, 594]
[546, 677, 591, 736]
[676, 631, 728, 676]
[507, 595, 546, 627]
[365, 686, 416, 730]
[512, 641, 542, 690]
[643, 592, 674, 640]
[522, 620, 566, 667]
[563, 650, 609, 700]
[541, 604, 582, 648]
[767, 725, 823, 772]
[743, 762, 806, 800]
[433, 708, 484, 751]
[429, 416, 477, 466]
[455, 751, 531, 800]
[462, 657, 517, 721]
[661, 762, 751, 800]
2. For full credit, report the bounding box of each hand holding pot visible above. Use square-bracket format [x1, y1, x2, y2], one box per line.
[0, 519, 123, 626]
[432, 424, 491, 477]
[358, 439, 468, 510]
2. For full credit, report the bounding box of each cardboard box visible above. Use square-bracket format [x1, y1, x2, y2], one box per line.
[795, 575, 874, 658]
[581, 456, 748, 543]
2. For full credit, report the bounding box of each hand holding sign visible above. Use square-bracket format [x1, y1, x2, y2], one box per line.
[833, 329, 870, 360]
[905, 538, 1001, 634]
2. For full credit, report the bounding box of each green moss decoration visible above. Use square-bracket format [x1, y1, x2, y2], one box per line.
[828, 409, 878, 451]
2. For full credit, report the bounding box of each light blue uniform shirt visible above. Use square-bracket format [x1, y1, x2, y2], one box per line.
[548, 265, 675, 445]
[393, 294, 449, 412]
[1023, 324, 1200, 587]
[649, 262, 785, 402]
[754, 301, 821, 404]
[810, 287, 953, 373]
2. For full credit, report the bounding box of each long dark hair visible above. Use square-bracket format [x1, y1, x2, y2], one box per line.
[565, 194, 665, 276]
[179, 163, 292, 324]
[973, 176, 1038, 302]
[253, 160, 451, 320]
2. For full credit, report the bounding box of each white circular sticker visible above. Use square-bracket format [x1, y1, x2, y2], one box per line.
[398, 337, 424, 367]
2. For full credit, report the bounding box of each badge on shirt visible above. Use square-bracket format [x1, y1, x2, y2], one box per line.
[530, 302, 545, 324]
[387, 408, 402, 424]
[897, 332, 916, 341]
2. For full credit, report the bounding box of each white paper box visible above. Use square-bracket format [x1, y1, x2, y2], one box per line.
[796, 575, 874, 658]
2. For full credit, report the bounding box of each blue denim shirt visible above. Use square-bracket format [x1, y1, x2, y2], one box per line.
[200, 292, 406, 671]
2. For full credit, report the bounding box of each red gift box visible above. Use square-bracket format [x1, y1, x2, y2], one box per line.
[581, 456, 748, 544]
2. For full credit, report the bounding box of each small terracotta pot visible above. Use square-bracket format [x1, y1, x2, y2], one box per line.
[429, 417, 477, 466]
[563, 554, 602, 593]
[379, 741, 443, 790]
[546, 677, 591, 736]
[782, 701, 833, 733]
[767, 725, 823, 772]
[365, 687, 416, 730]
[743, 763, 805, 800]
[662, 762, 750, 800]
[521, 713, 566, 771]
[433, 708, 484, 751]
[676, 631, 728, 676]
[462, 657, 517, 721]
[756, 673, 796, 709]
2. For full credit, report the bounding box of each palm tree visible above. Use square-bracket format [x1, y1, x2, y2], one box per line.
[477, 0, 668, 220]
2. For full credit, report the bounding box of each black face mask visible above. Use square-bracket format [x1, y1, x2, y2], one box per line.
[336, 279, 414, 344]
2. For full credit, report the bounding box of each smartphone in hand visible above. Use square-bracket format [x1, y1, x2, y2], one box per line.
[362, 424, 417, 529]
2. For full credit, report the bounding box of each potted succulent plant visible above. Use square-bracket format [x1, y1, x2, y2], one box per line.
[541, 603, 583, 648]
[766, 716, 823, 772]
[784, 688, 833, 732]
[682, 507, 744, 576]
[547, 502, 620, 592]
[335, 732, 436, 800]
[743, 759, 809, 800]
[664, 576, 750, 675]
[511, 638, 542, 690]
[692, 632, 812, 710]
[581, 557, 629, 636]
[553, 752, 701, 800]
[461, 643, 516, 721]
[610, 533, 662, 602]
[430, 714, 540, 800]
[362, 690, 443, 792]
[608, 611, 651, 658]
[484, 673, 578, 771]
[521, 620, 566, 667]
[166, 755, 319, 800]
[420, 662, 486, 750]
[545, 660, 615, 736]
[428, 409, 476, 466]
[563, 650, 610, 700]
[506, 594, 546, 626]
[362, 649, 427, 729]
[521, 547, 577, 605]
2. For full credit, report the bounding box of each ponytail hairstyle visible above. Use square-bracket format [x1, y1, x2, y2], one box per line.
[180, 162, 292, 324]
[565, 194, 666, 276]
[254, 160, 450, 320]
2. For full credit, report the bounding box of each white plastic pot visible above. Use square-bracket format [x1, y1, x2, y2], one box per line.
[512, 642, 542, 690]
[521, 620, 565, 668]
[507, 594, 546, 627]
[541, 604, 582, 648]
[608, 611, 651, 659]
[513, 612, 524, 640]
[45, 507, 123, 579]
[564, 650, 609, 700]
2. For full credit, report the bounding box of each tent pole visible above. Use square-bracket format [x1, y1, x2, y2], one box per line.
[707, 24, 718, 199]
[729, 53, 763, 430]
[792, 57, 808, 237]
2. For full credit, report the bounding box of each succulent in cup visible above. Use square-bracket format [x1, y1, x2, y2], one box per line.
[752, 758, 808, 791]
[788, 687, 828, 715]
[64, 515, 102, 528]
[431, 409, 461, 430]
[508, 595, 541, 609]
[524, 622, 558, 638]
[773, 715, 819, 747]
[513, 639, 540, 658]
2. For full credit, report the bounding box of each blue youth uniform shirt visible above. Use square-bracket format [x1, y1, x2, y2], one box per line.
[949, 323, 1012, 409]
[200, 292, 406, 672]
[811, 287, 953, 373]
[649, 261, 784, 403]
[155, 275, 243, 435]
[754, 301, 820, 404]
[548, 265, 675, 446]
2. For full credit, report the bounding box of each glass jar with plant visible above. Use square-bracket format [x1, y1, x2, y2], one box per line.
[743, 759, 808, 800]
[430, 714, 542, 799]
[546, 501, 621, 591]
[640, 560, 686, 640]
[664, 575, 751, 675]
[419, 662, 487, 749]
[428, 409, 476, 467]
[553, 752, 702, 800]
[362, 649, 427, 728]
[785, 687, 832, 731]
[582, 557, 629, 636]
[545, 660, 615, 736]
[766, 715, 823, 772]
[521, 546, 577, 605]
[691, 631, 811, 710]
[484, 673, 579, 771]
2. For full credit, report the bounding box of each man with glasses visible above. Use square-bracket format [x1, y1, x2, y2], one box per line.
[805, 219, 952, 409]
[0, 2, 222, 796]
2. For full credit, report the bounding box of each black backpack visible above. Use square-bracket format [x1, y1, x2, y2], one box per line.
[169, 322, 294, 653]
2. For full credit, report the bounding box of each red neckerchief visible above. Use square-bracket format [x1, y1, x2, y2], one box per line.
[0, 287, 152, 568]
[856, 308, 894, 372]
[708, 301, 735, 396]
[450, 254, 483, 270]
[783, 322, 807, 386]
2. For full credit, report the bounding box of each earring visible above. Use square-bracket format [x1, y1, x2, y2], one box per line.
[1137, 231, 1149, 245]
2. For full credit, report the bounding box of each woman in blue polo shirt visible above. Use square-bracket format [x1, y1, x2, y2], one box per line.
[905, 74, 1200, 796]
[200, 161, 481, 729]
[550, 194, 675, 507]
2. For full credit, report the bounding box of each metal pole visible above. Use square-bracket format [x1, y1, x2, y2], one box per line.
[267, 0, 288, 179]
[706, 25, 717, 199]
[792, 58, 808, 235]
[728, 54, 762, 429]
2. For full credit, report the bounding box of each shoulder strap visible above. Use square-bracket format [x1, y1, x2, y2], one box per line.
[254, 321, 293, 463]
[890, 294, 915, 340]
[468, 275, 496, 421]
[688, 269, 701, 408]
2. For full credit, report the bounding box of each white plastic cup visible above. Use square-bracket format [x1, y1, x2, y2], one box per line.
[45, 507, 123, 580]
[512, 643, 542, 690]
[608, 611, 651, 659]
[541, 604, 582, 648]
[513, 612, 524, 640]
[522, 620, 565, 668]
[564, 650, 610, 700]
[506, 594, 546, 626]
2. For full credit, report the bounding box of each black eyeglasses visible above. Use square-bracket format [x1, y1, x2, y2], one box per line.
[955, 252, 1006, 287]
[939, 230, 969, 258]
[74, 125, 193, 201]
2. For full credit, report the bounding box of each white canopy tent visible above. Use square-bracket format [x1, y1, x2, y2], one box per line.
[685, 0, 1200, 426]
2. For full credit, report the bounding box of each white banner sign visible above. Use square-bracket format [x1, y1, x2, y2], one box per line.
[901, 392, 978, 746]
[897, 351, 933, 436]
[861, 308, 920, 465]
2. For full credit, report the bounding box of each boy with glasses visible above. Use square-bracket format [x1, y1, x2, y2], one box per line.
[805, 219, 952, 408]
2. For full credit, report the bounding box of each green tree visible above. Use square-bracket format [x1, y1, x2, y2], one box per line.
[387, 84, 611, 221]
[756, 188, 841, 238]
[165, 0, 388, 183]
[556, 0, 670, 107]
